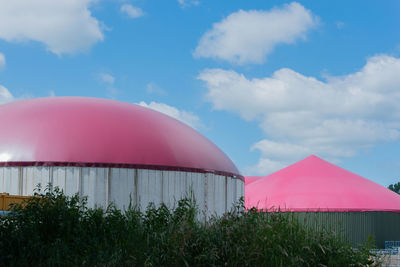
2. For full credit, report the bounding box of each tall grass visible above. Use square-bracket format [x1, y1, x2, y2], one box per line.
[0, 188, 378, 266]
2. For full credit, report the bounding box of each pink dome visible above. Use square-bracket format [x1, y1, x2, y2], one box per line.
[245, 155, 400, 212]
[0, 97, 241, 178]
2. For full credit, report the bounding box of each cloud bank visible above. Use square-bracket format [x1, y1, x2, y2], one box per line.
[0, 0, 104, 55]
[0, 53, 5, 70]
[99, 73, 115, 85]
[178, 0, 200, 8]
[0, 85, 14, 105]
[120, 4, 144, 18]
[146, 82, 167, 95]
[138, 101, 200, 129]
[198, 55, 400, 174]
[193, 2, 317, 64]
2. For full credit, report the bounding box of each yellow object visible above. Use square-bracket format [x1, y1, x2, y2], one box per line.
[0, 193, 30, 210]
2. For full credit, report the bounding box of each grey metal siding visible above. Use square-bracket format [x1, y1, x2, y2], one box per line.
[294, 212, 400, 248]
[0, 166, 244, 219]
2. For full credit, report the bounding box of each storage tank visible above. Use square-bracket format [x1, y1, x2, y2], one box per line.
[0, 97, 244, 216]
[245, 155, 400, 247]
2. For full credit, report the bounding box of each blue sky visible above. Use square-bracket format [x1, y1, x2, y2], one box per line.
[0, 0, 399, 186]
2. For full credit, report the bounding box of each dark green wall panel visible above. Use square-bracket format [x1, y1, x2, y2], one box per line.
[293, 212, 400, 248]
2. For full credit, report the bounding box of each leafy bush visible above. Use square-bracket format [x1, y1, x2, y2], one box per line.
[0, 188, 378, 266]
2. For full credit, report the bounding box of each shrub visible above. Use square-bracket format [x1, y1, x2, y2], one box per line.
[0, 188, 378, 266]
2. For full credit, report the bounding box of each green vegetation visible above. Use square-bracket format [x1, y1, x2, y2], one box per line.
[388, 182, 400, 194]
[0, 188, 378, 266]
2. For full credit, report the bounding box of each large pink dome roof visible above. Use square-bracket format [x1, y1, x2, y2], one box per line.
[0, 97, 241, 177]
[246, 155, 400, 212]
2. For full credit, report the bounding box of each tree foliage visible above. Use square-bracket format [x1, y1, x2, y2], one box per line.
[388, 182, 400, 194]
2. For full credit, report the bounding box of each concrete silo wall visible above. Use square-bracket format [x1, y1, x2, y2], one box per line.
[294, 212, 400, 248]
[0, 166, 244, 217]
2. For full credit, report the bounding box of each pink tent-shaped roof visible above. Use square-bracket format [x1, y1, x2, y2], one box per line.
[245, 176, 262, 186]
[0, 97, 241, 178]
[245, 155, 400, 212]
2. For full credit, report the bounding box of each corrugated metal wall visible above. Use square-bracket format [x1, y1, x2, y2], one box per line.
[294, 212, 400, 248]
[0, 166, 244, 218]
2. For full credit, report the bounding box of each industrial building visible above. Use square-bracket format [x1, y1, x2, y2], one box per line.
[245, 155, 400, 247]
[0, 97, 244, 217]
[1, 97, 399, 247]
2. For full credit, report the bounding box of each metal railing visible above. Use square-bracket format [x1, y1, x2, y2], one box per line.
[372, 241, 400, 266]
[386, 241, 400, 250]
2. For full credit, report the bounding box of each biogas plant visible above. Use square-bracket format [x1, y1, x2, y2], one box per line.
[1, 97, 400, 248]
[0, 97, 244, 217]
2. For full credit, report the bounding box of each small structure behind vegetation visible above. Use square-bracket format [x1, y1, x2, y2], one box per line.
[0, 193, 30, 210]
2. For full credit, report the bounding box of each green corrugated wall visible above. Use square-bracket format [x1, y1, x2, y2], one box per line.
[293, 212, 400, 248]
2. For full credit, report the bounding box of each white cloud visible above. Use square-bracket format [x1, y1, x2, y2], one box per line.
[106, 87, 119, 99]
[138, 101, 200, 129]
[97, 73, 117, 97]
[0, 53, 5, 70]
[198, 55, 400, 175]
[0, 85, 14, 104]
[193, 2, 317, 64]
[245, 157, 287, 176]
[178, 0, 200, 8]
[0, 0, 104, 55]
[146, 82, 166, 95]
[336, 21, 345, 29]
[120, 4, 144, 18]
[99, 73, 115, 84]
